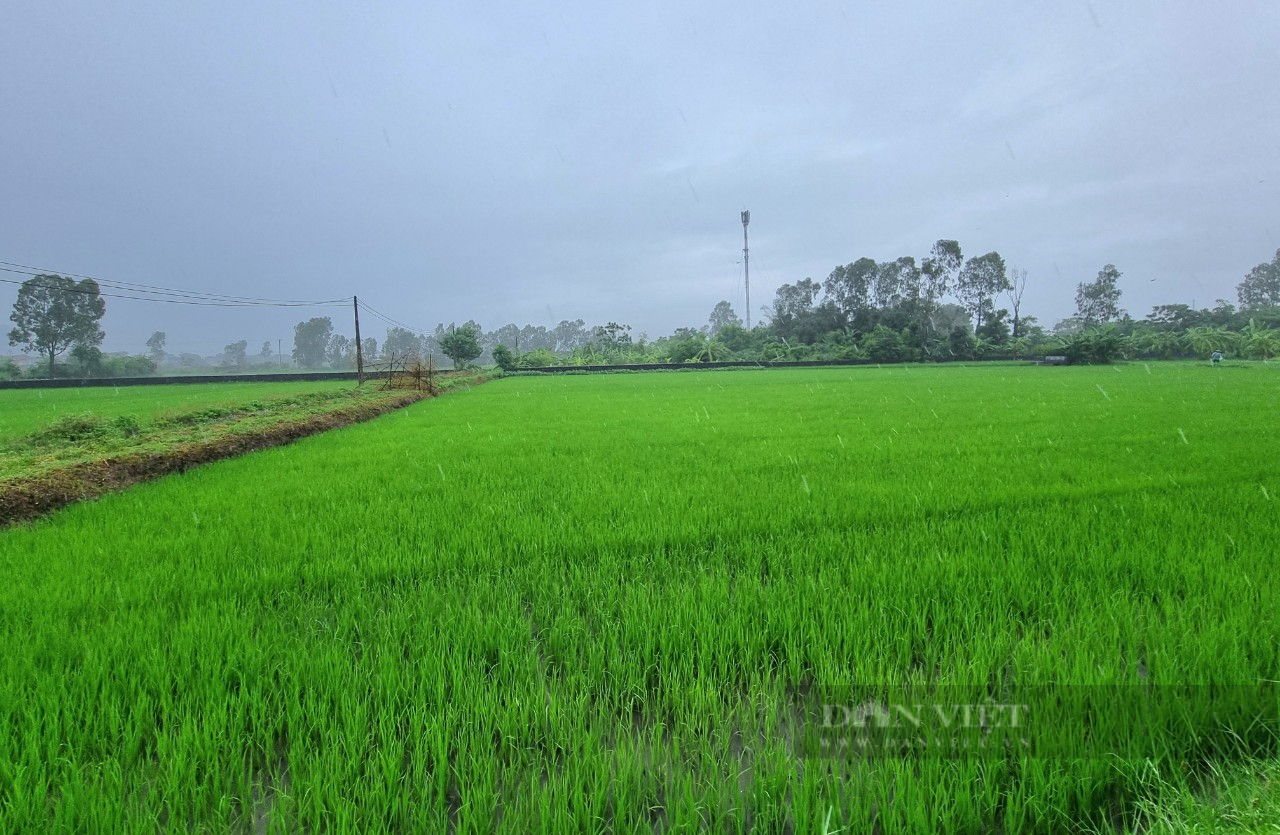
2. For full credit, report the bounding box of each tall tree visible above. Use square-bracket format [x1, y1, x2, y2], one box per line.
[592, 322, 633, 352]
[552, 319, 589, 353]
[1075, 264, 1126, 325]
[768, 279, 821, 326]
[223, 339, 248, 369]
[7, 274, 106, 375]
[1237, 249, 1280, 310]
[260, 340, 273, 361]
[361, 336, 377, 361]
[956, 252, 1009, 330]
[440, 324, 482, 368]
[823, 258, 878, 322]
[327, 335, 354, 368]
[707, 300, 742, 335]
[491, 323, 522, 351]
[292, 317, 333, 369]
[1005, 266, 1028, 337]
[918, 240, 963, 342]
[383, 327, 422, 358]
[873, 258, 918, 309]
[146, 331, 167, 363]
[921, 240, 963, 304]
[520, 324, 551, 351]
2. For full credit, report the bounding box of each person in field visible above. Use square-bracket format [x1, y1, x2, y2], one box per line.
[1211, 351, 1223, 366]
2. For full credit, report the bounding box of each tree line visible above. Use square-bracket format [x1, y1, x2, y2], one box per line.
[6, 247, 1280, 379]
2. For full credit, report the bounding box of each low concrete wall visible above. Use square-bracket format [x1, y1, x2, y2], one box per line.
[514, 357, 1026, 373]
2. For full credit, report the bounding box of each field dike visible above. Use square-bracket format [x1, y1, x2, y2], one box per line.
[1, 390, 427, 526]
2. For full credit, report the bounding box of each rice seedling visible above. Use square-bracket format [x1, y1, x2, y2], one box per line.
[0, 363, 1276, 832]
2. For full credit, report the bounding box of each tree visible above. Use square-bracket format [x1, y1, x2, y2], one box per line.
[223, 339, 248, 370]
[293, 317, 333, 369]
[707, 301, 742, 335]
[975, 308, 1011, 345]
[146, 331, 167, 363]
[592, 322, 632, 353]
[956, 252, 1009, 331]
[947, 325, 976, 359]
[918, 240, 962, 339]
[327, 335, 354, 369]
[1146, 304, 1203, 331]
[1006, 267, 1028, 337]
[70, 344, 104, 377]
[824, 258, 878, 322]
[873, 258, 918, 309]
[7, 274, 106, 375]
[767, 278, 822, 333]
[440, 325, 482, 368]
[1237, 249, 1280, 310]
[260, 341, 273, 362]
[492, 343, 518, 371]
[491, 323, 522, 352]
[1075, 264, 1125, 325]
[547, 319, 584, 353]
[361, 336, 377, 361]
[383, 327, 422, 358]
[921, 240, 963, 303]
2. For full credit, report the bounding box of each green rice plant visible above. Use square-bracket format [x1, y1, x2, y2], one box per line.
[0, 362, 1276, 832]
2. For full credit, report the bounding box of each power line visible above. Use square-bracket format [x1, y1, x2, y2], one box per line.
[0, 261, 346, 306]
[0, 267, 347, 308]
[0, 260, 344, 305]
[357, 299, 434, 336]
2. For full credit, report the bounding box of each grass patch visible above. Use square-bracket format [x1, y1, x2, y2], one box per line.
[0, 379, 356, 440]
[1, 372, 489, 521]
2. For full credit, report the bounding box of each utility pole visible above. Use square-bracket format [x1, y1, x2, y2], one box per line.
[277, 339, 282, 364]
[353, 296, 364, 384]
[741, 210, 751, 329]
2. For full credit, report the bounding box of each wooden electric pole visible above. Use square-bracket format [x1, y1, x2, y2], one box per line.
[353, 296, 364, 384]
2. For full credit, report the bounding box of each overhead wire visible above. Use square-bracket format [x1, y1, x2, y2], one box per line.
[357, 299, 434, 336]
[0, 265, 348, 308]
[0, 260, 345, 305]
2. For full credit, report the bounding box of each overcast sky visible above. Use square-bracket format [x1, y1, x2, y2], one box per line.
[3, 0, 1278, 355]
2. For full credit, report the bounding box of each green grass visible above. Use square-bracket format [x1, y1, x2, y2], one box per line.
[0, 380, 355, 440]
[0, 362, 1276, 832]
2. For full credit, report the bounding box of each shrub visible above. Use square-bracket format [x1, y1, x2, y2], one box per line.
[492, 344, 518, 372]
[26, 414, 114, 445]
[1056, 326, 1131, 364]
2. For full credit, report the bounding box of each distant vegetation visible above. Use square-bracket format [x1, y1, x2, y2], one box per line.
[351, 245, 1280, 370]
[8, 248, 1280, 377]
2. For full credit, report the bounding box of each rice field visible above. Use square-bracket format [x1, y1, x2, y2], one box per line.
[0, 380, 354, 440]
[1, 363, 1276, 833]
